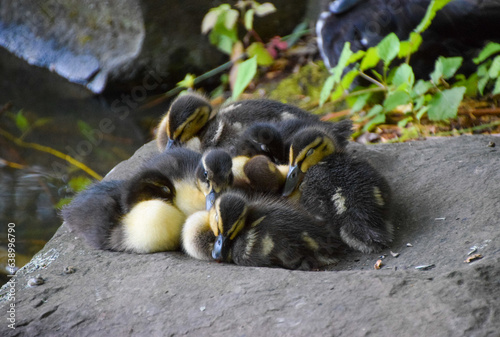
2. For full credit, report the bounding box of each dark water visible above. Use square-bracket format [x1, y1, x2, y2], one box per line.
[0, 48, 169, 284]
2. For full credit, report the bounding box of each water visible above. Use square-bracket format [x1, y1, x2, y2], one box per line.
[0, 48, 168, 284]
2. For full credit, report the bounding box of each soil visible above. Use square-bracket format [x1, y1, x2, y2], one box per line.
[1, 135, 499, 336]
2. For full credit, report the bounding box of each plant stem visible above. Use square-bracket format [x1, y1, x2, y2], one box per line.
[0, 128, 103, 180]
[359, 71, 386, 89]
[331, 87, 386, 104]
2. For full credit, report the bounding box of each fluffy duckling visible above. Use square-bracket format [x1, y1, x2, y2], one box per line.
[156, 93, 215, 151]
[198, 149, 288, 209]
[62, 147, 208, 253]
[209, 192, 345, 270]
[181, 210, 215, 261]
[282, 128, 393, 253]
[62, 170, 185, 253]
[233, 118, 353, 164]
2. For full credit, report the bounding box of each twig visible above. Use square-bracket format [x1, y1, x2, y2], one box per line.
[359, 71, 386, 89]
[0, 128, 103, 180]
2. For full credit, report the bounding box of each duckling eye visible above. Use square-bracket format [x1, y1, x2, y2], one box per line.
[162, 186, 171, 194]
[203, 170, 208, 178]
[306, 148, 314, 157]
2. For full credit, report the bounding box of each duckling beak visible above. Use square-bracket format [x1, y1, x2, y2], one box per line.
[283, 164, 300, 197]
[166, 138, 177, 150]
[206, 189, 217, 210]
[212, 234, 226, 261]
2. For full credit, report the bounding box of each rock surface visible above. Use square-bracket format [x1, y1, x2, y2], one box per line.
[1, 135, 499, 336]
[0, 0, 309, 93]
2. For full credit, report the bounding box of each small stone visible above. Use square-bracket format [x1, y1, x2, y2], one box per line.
[487, 141, 495, 147]
[64, 266, 76, 274]
[199, 306, 206, 312]
[390, 251, 400, 258]
[28, 274, 44, 287]
[374, 259, 383, 270]
[406, 243, 413, 247]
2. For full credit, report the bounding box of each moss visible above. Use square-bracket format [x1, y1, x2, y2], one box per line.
[268, 62, 329, 108]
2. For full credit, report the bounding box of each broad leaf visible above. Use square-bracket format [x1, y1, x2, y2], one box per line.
[351, 93, 371, 113]
[347, 50, 365, 66]
[247, 42, 274, 66]
[411, 80, 433, 98]
[254, 3, 276, 17]
[224, 9, 239, 30]
[360, 47, 380, 71]
[383, 90, 411, 111]
[427, 87, 465, 121]
[398, 32, 422, 58]
[232, 56, 257, 100]
[430, 56, 462, 83]
[377, 33, 400, 66]
[393, 63, 415, 90]
[473, 42, 500, 64]
[494, 77, 500, 95]
[488, 55, 500, 78]
[15, 110, 29, 132]
[244, 9, 254, 31]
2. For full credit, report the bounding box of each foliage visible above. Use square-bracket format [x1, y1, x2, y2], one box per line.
[319, 0, 482, 132]
[199, 1, 283, 99]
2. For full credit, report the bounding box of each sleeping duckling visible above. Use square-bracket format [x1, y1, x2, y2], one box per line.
[197, 149, 288, 209]
[62, 170, 186, 253]
[282, 128, 393, 253]
[62, 147, 208, 253]
[156, 93, 215, 151]
[209, 192, 345, 270]
[181, 210, 215, 261]
[233, 118, 354, 165]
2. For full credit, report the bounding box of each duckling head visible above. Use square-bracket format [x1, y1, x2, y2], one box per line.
[235, 123, 284, 163]
[122, 169, 176, 211]
[282, 129, 337, 197]
[209, 192, 248, 262]
[158, 93, 215, 150]
[196, 149, 234, 210]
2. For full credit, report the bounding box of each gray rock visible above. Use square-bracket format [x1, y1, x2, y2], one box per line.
[0, 0, 309, 93]
[1, 135, 499, 336]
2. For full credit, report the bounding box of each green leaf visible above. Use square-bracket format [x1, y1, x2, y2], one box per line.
[177, 73, 196, 88]
[331, 42, 353, 83]
[224, 9, 239, 30]
[398, 32, 422, 58]
[430, 56, 462, 83]
[201, 8, 223, 34]
[15, 110, 29, 132]
[247, 42, 274, 66]
[427, 87, 466, 121]
[477, 75, 489, 96]
[416, 105, 429, 121]
[393, 63, 415, 90]
[494, 77, 500, 95]
[365, 104, 384, 119]
[320, 75, 336, 106]
[411, 80, 433, 98]
[488, 55, 500, 78]
[415, 0, 454, 33]
[397, 116, 413, 128]
[360, 47, 380, 71]
[232, 56, 257, 100]
[383, 90, 411, 111]
[351, 93, 371, 113]
[340, 68, 359, 89]
[347, 50, 365, 65]
[473, 42, 500, 64]
[244, 9, 254, 30]
[254, 3, 276, 17]
[377, 33, 400, 66]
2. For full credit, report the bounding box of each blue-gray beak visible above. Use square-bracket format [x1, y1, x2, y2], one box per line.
[212, 234, 226, 261]
[283, 165, 300, 197]
[206, 189, 217, 210]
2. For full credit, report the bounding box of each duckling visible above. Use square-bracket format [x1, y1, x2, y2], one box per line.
[197, 149, 287, 209]
[62, 147, 208, 253]
[181, 210, 215, 261]
[62, 170, 186, 253]
[209, 192, 345, 270]
[282, 128, 393, 253]
[233, 118, 354, 165]
[156, 93, 215, 151]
